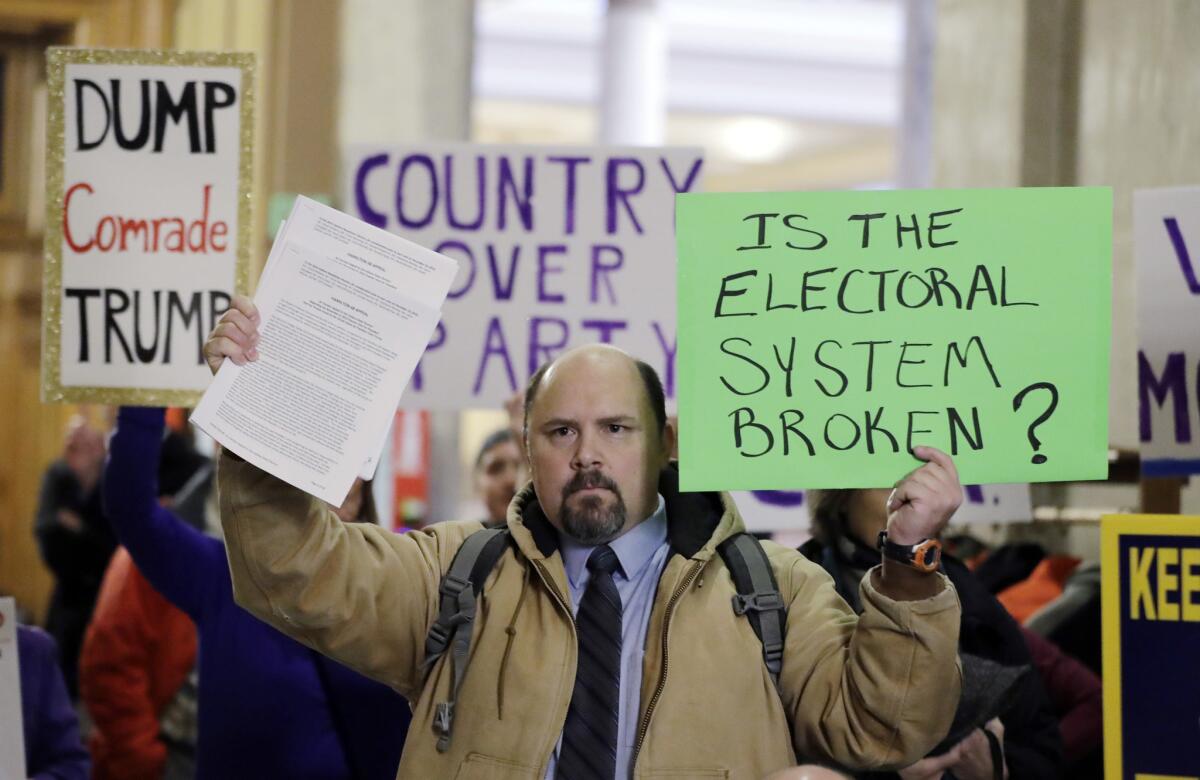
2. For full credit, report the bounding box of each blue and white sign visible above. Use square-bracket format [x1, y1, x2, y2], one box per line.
[1134, 187, 1200, 476]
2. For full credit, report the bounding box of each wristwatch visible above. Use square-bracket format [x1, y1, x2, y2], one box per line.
[877, 531, 942, 574]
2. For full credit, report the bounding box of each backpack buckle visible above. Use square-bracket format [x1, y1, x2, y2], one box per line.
[433, 701, 455, 752]
[732, 590, 784, 616]
[439, 573, 471, 600]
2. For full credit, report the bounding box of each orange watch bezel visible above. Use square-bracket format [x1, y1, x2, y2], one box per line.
[909, 538, 943, 573]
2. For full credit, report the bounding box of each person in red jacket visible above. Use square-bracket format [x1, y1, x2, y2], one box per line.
[81, 548, 199, 780]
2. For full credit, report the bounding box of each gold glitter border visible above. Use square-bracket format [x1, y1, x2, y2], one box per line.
[42, 47, 256, 406]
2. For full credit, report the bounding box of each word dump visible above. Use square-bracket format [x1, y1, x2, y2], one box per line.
[73, 77, 237, 153]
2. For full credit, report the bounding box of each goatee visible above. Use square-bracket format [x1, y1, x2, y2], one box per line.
[560, 469, 627, 545]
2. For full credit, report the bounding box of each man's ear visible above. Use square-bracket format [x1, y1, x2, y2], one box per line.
[661, 417, 678, 462]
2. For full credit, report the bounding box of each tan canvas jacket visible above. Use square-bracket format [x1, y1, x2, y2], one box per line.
[218, 455, 961, 779]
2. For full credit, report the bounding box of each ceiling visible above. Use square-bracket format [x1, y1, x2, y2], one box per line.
[473, 0, 904, 191]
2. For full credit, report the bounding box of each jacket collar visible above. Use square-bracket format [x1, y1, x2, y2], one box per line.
[506, 462, 740, 562]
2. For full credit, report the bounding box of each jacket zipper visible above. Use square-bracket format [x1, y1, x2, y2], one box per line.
[532, 559, 575, 626]
[630, 559, 704, 772]
[532, 559, 576, 777]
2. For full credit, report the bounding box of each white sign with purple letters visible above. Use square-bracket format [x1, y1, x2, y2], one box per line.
[734, 483, 1033, 533]
[343, 144, 704, 410]
[1134, 186, 1200, 476]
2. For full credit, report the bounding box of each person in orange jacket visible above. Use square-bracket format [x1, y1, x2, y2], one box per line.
[81, 547, 199, 780]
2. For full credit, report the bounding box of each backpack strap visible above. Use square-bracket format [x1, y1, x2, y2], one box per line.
[421, 526, 510, 752]
[718, 533, 786, 692]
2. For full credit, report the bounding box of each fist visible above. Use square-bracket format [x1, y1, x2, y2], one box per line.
[203, 294, 261, 376]
[885, 446, 962, 545]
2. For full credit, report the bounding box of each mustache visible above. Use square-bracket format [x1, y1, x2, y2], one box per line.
[563, 470, 620, 498]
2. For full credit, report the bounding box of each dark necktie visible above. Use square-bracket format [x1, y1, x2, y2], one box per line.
[558, 544, 623, 780]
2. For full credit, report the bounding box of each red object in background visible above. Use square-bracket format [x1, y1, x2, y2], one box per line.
[390, 410, 430, 530]
[998, 555, 1082, 624]
[165, 408, 188, 433]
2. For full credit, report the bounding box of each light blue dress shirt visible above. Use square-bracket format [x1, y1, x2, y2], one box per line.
[543, 494, 672, 780]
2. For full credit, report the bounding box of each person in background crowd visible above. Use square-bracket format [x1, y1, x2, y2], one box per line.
[1021, 627, 1103, 779]
[802, 488, 1062, 779]
[16, 622, 90, 779]
[997, 554, 1081, 624]
[82, 548, 199, 780]
[473, 428, 522, 526]
[1025, 562, 1102, 677]
[103, 406, 411, 780]
[83, 416, 212, 780]
[34, 416, 115, 698]
[503, 388, 530, 481]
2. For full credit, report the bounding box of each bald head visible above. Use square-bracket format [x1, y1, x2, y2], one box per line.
[524, 345, 666, 444]
[522, 345, 674, 543]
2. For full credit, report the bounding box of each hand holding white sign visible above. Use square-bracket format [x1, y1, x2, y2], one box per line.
[204, 294, 261, 373]
[192, 197, 457, 505]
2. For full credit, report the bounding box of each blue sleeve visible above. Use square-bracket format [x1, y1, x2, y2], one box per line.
[20, 628, 90, 780]
[317, 657, 410, 780]
[102, 407, 221, 618]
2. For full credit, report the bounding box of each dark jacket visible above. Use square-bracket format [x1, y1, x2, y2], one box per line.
[18, 625, 90, 779]
[33, 461, 116, 696]
[1022, 627, 1103, 778]
[105, 407, 411, 780]
[800, 537, 1062, 778]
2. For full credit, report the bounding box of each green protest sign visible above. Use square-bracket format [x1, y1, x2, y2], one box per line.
[676, 187, 1112, 491]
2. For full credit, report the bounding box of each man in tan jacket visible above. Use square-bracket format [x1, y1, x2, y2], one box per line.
[205, 296, 963, 780]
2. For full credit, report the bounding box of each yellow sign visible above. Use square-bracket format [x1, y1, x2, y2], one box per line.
[1102, 514, 1200, 779]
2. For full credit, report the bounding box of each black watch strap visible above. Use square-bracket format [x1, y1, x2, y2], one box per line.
[877, 531, 942, 573]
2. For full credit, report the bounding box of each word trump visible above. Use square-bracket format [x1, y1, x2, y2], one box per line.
[1128, 543, 1200, 622]
[64, 288, 230, 366]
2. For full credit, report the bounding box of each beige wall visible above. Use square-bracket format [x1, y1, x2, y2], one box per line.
[1076, 0, 1200, 449]
[0, 0, 176, 623]
[932, 0, 1200, 552]
[337, 0, 475, 522]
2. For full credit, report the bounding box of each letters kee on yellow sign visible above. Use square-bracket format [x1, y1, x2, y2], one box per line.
[1127, 546, 1200, 622]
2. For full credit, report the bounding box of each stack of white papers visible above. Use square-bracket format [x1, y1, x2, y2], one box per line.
[192, 196, 457, 506]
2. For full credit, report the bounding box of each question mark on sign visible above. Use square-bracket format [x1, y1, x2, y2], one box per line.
[1012, 382, 1059, 464]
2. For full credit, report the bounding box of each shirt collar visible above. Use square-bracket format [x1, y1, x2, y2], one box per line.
[560, 494, 668, 589]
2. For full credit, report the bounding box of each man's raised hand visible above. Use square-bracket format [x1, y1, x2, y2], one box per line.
[885, 446, 963, 545]
[204, 294, 261, 376]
